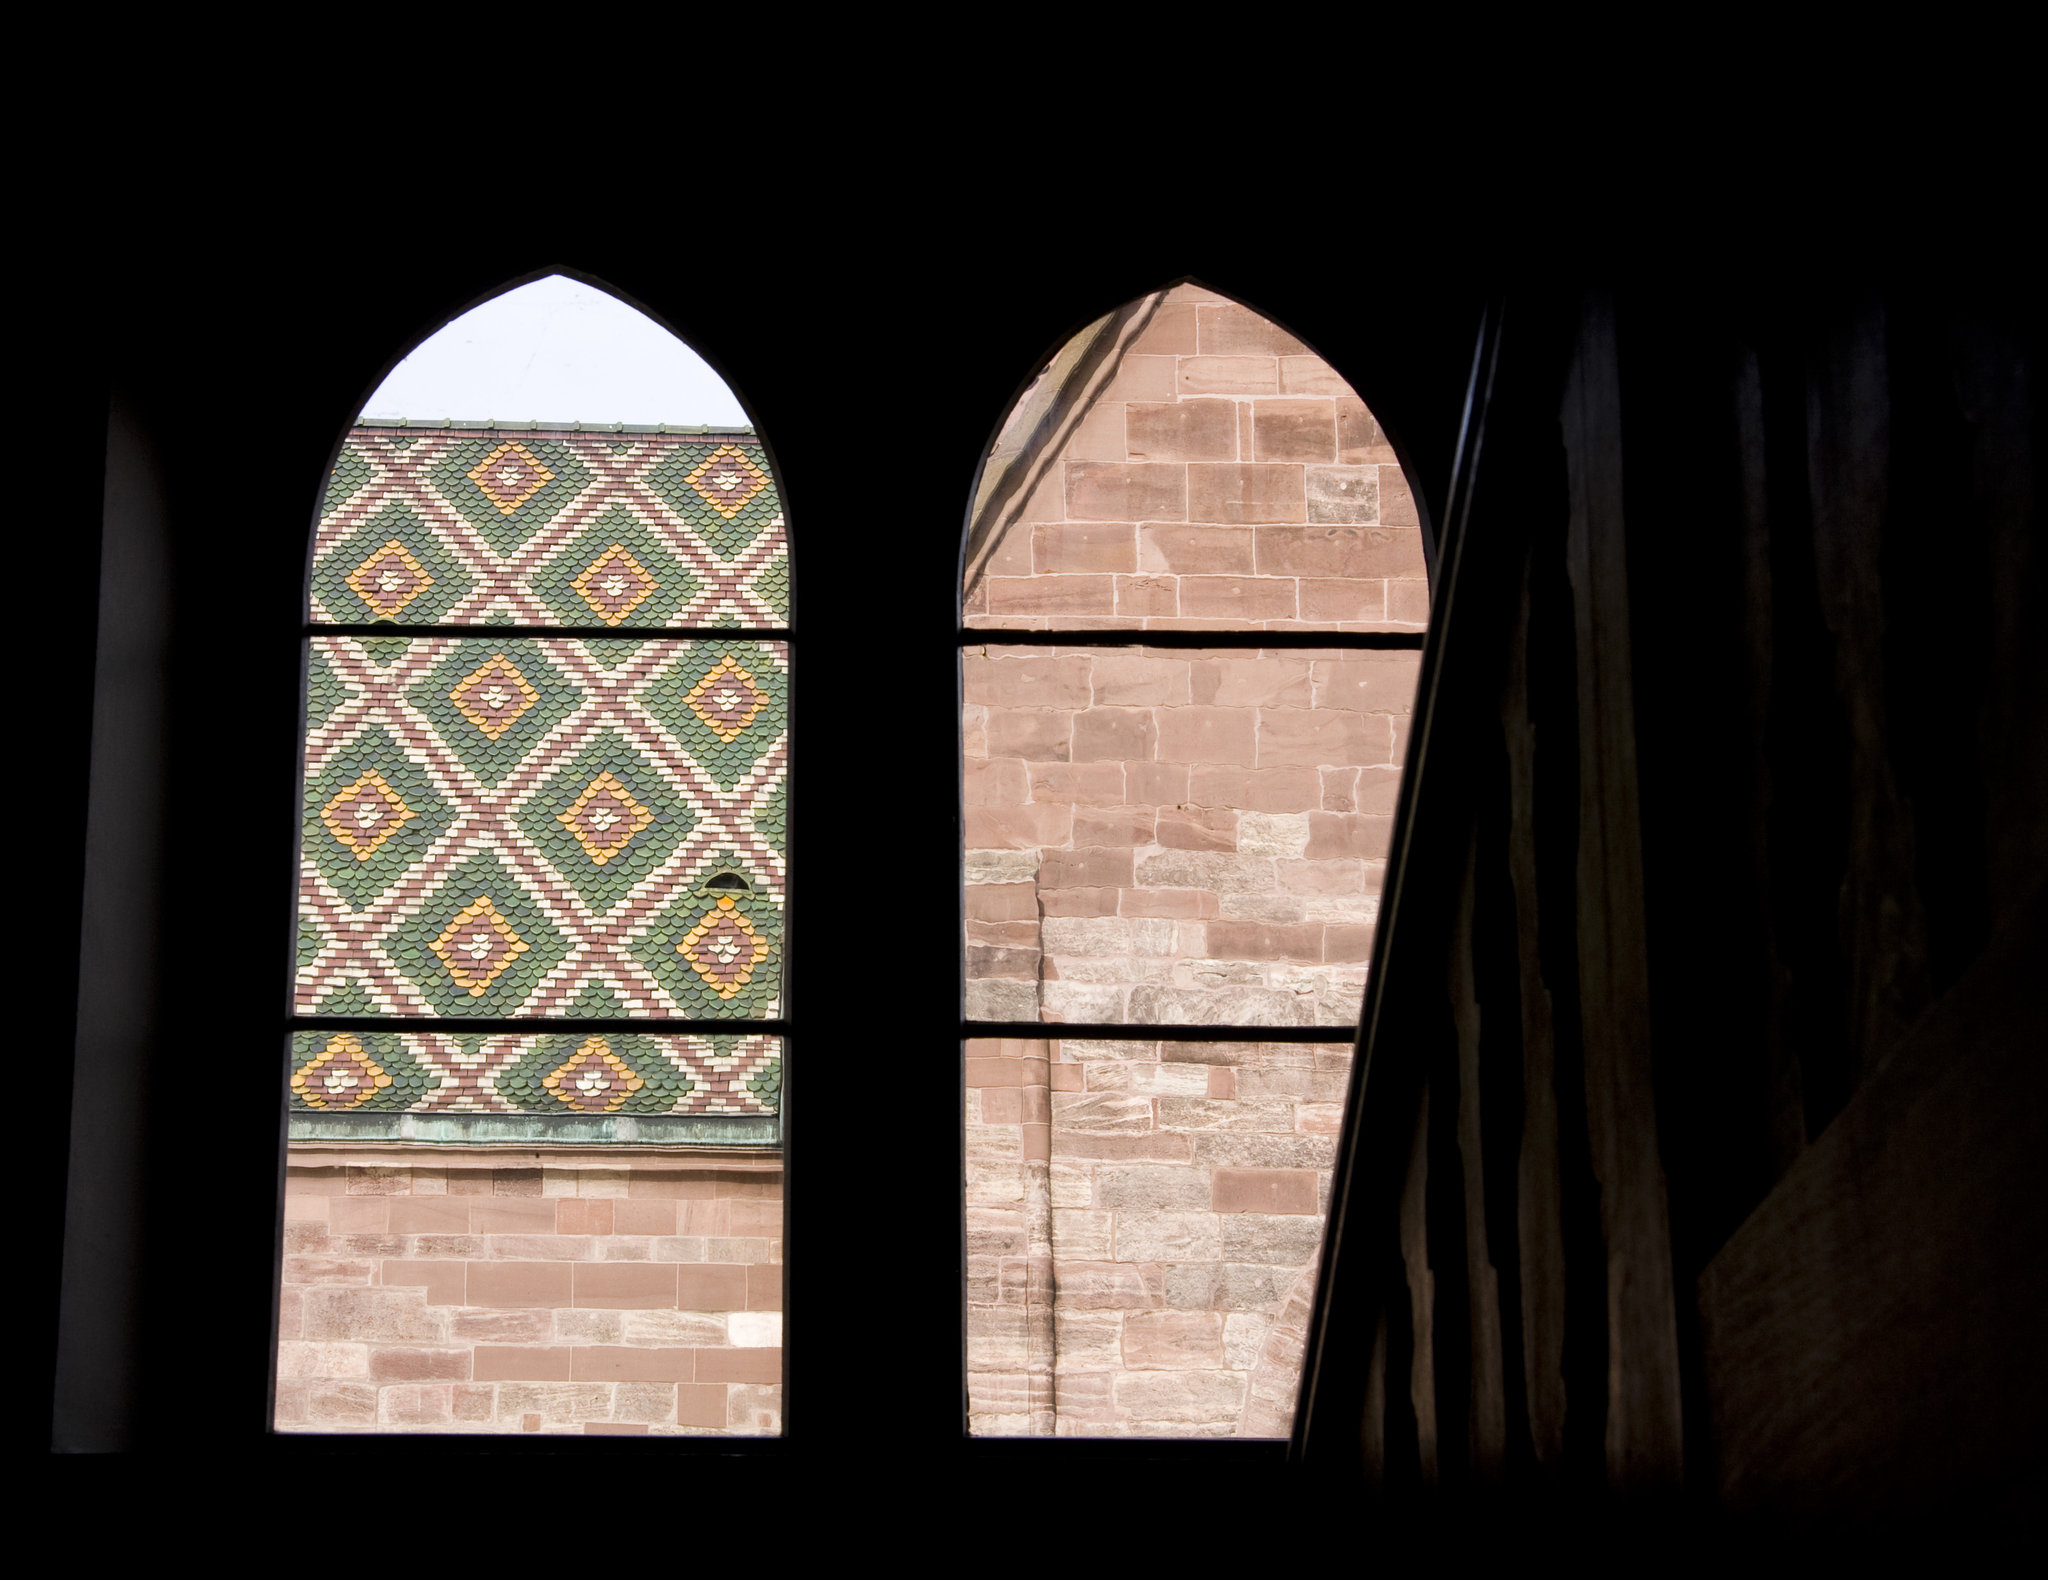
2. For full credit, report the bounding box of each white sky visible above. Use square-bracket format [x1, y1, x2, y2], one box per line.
[359, 274, 750, 427]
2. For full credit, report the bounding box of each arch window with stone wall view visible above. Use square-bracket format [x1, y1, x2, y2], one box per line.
[280, 276, 789, 1437]
[961, 283, 1428, 1437]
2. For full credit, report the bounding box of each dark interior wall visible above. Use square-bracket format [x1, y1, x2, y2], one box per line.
[34, 195, 2041, 1534]
[1297, 281, 2046, 1528]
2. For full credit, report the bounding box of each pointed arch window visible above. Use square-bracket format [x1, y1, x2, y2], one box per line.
[960, 282, 1431, 1439]
[279, 277, 789, 1437]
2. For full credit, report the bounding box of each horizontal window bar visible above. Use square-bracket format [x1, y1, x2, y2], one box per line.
[291, 1017, 790, 1035]
[307, 625, 794, 641]
[957, 628, 1422, 649]
[963, 1021, 1354, 1043]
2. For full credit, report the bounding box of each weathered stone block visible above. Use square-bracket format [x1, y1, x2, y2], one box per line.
[1040, 981, 1126, 1021]
[1220, 1213, 1328, 1265]
[1127, 985, 1313, 1026]
[1186, 764, 1323, 812]
[964, 654, 1094, 709]
[1305, 811, 1394, 858]
[1211, 1168, 1321, 1214]
[1071, 706, 1158, 762]
[1115, 1211, 1223, 1263]
[1253, 400, 1337, 463]
[1091, 655, 1190, 705]
[1188, 657, 1313, 708]
[1188, 464, 1305, 525]
[1051, 1261, 1166, 1310]
[1034, 520, 1136, 574]
[1051, 1091, 1154, 1133]
[1198, 304, 1309, 357]
[1178, 356, 1277, 396]
[1052, 1208, 1116, 1260]
[1115, 1368, 1247, 1423]
[1122, 1311, 1227, 1369]
[1190, 1133, 1339, 1169]
[1066, 462, 1188, 522]
[1164, 1263, 1293, 1312]
[966, 980, 1039, 1021]
[1025, 763, 1125, 807]
[301, 1287, 449, 1341]
[1304, 467, 1380, 524]
[986, 575, 1116, 617]
[1237, 811, 1311, 858]
[1178, 575, 1298, 621]
[1125, 399, 1238, 462]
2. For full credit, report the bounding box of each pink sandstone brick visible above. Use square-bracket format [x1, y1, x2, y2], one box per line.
[1066, 462, 1188, 522]
[986, 576, 1117, 616]
[1198, 304, 1310, 356]
[470, 1198, 556, 1234]
[385, 1198, 470, 1234]
[676, 1384, 729, 1428]
[1178, 356, 1277, 396]
[747, 1266, 782, 1312]
[964, 654, 1093, 709]
[1116, 575, 1179, 616]
[1306, 812, 1395, 860]
[468, 1261, 573, 1309]
[1139, 522, 1255, 575]
[1254, 401, 1337, 463]
[1128, 301, 1198, 355]
[675, 1264, 749, 1309]
[1120, 887, 1221, 918]
[1125, 400, 1238, 462]
[380, 1260, 465, 1306]
[1071, 707, 1158, 762]
[1178, 576, 1298, 621]
[1325, 924, 1376, 963]
[1155, 807, 1239, 851]
[968, 803, 1074, 847]
[572, 1346, 695, 1382]
[474, 1346, 574, 1381]
[556, 1199, 614, 1236]
[1211, 1168, 1321, 1214]
[1073, 806, 1156, 846]
[1205, 921, 1325, 962]
[1025, 763, 1124, 806]
[574, 1263, 677, 1309]
[1278, 356, 1352, 396]
[1187, 765, 1323, 812]
[1189, 657, 1313, 707]
[1188, 464, 1306, 525]
[1065, 401, 1129, 461]
[1299, 577, 1387, 622]
[1034, 521, 1136, 574]
[696, 1348, 783, 1385]
[369, 1348, 472, 1381]
[1157, 706, 1256, 766]
[1258, 709, 1378, 768]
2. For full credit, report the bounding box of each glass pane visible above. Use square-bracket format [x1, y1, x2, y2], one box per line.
[311, 425, 788, 629]
[282, 278, 788, 1439]
[962, 283, 1424, 634]
[965, 1035, 1351, 1437]
[298, 636, 787, 1020]
[964, 642, 1418, 1027]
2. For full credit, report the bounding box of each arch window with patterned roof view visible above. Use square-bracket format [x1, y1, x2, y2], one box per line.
[961, 283, 1429, 1438]
[280, 276, 790, 1437]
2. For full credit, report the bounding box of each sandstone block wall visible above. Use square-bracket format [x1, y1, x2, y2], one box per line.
[963, 281, 1426, 633]
[966, 1037, 1349, 1437]
[964, 644, 1420, 1027]
[276, 1151, 780, 1434]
